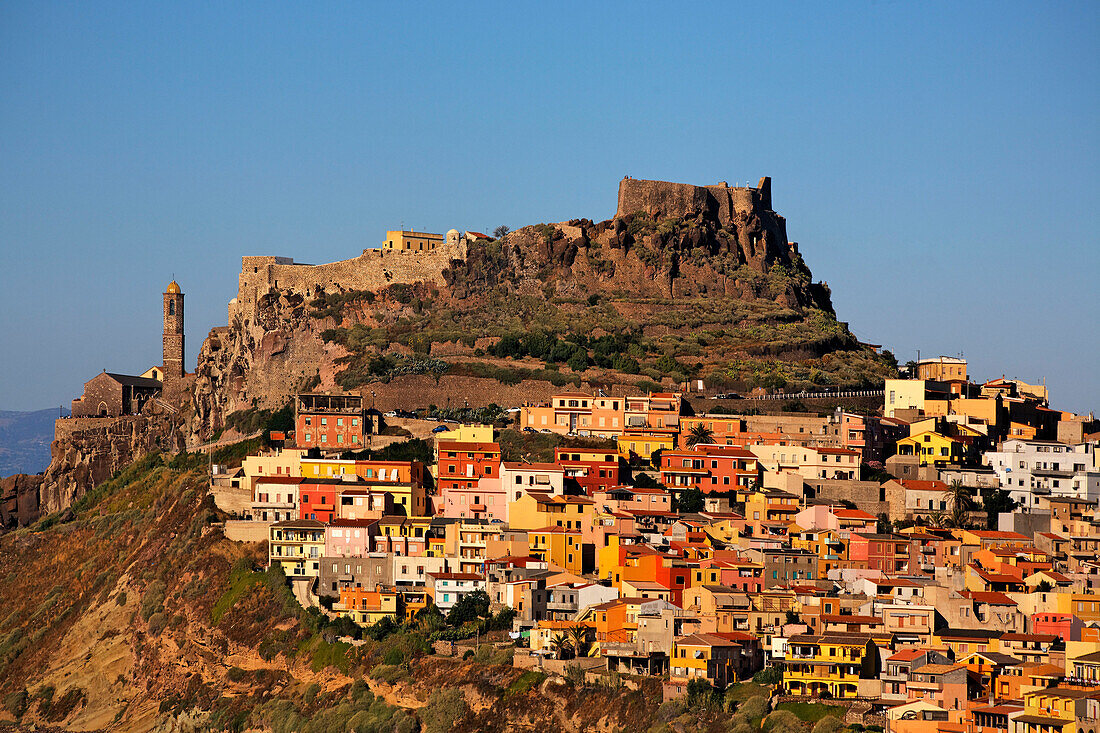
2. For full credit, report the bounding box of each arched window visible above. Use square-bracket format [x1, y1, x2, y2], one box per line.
[168, 301, 176, 316]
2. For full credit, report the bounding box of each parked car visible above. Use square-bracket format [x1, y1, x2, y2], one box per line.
[383, 411, 397, 418]
[431, 425, 450, 434]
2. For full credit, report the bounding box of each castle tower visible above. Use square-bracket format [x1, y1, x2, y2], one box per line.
[162, 280, 184, 398]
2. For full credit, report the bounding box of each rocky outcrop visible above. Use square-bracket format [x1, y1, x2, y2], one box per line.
[37, 409, 188, 514]
[0, 473, 42, 529]
[191, 288, 338, 438]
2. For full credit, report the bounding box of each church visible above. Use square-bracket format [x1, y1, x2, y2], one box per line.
[70, 281, 187, 418]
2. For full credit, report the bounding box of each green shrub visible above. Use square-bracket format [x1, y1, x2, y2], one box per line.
[147, 612, 168, 637]
[420, 688, 468, 733]
[763, 710, 803, 733]
[812, 718, 845, 733]
[3, 688, 27, 717]
[737, 695, 769, 722]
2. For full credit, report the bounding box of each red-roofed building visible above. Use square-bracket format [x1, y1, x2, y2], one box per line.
[660, 445, 760, 492]
[299, 479, 338, 523]
[437, 441, 501, 492]
[554, 446, 620, 495]
[849, 533, 911, 574]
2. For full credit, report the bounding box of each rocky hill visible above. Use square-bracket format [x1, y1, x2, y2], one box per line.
[190, 177, 895, 439]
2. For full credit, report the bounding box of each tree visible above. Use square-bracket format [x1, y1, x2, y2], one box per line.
[567, 351, 589, 373]
[568, 625, 589, 658]
[677, 486, 705, 513]
[415, 602, 446, 634]
[549, 633, 573, 660]
[655, 353, 682, 376]
[982, 489, 1018, 529]
[1035, 580, 1053, 593]
[877, 512, 894, 534]
[492, 225, 510, 239]
[650, 448, 664, 469]
[446, 590, 491, 626]
[632, 472, 664, 490]
[943, 480, 976, 529]
[686, 423, 715, 448]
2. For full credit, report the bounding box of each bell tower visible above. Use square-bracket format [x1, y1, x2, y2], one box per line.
[163, 280, 185, 398]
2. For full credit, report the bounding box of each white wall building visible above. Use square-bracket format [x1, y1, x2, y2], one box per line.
[985, 440, 1099, 508]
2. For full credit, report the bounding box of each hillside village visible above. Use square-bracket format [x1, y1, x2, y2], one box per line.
[207, 353, 1100, 733]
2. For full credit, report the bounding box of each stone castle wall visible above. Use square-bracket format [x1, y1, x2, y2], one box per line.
[231, 239, 468, 323]
[615, 176, 774, 223]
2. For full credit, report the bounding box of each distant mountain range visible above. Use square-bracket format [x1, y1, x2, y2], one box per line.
[0, 408, 65, 477]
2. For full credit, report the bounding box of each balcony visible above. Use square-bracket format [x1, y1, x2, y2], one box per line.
[546, 600, 577, 612]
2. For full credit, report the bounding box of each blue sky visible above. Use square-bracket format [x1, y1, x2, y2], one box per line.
[1, 2, 1097, 414]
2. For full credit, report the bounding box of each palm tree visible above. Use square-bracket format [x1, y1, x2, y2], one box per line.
[550, 633, 573, 660]
[943, 480, 975, 529]
[927, 510, 947, 529]
[568, 625, 589, 658]
[686, 423, 715, 448]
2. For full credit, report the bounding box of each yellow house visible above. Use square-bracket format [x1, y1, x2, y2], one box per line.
[382, 230, 443, 251]
[1016, 687, 1092, 733]
[897, 431, 967, 468]
[242, 448, 305, 492]
[617, 429, 677, 462]
[529, 527, 587, 574]
[301, 457, 356, 478]
[784, 632, 885, 698]
[744, 489, 801, 524]
[268, 519, 326, 579]
[885, 379, 952, 418]
[790, 526, 848, 575]
[670, 632, 760, 687]
[508, 492, 595, 532]
[436, 424, 495, 444]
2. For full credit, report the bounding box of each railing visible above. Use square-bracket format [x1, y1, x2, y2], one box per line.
[737, 390, 885, 401]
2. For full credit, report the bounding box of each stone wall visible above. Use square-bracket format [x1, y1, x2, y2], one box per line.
[805, 479, 902, 520]
[232, 240, 467, 325]
[223, 519, 271, 543]
[615, 176, 773, 222]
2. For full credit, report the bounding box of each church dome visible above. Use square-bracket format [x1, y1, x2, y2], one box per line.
[166, 280, 181, 294]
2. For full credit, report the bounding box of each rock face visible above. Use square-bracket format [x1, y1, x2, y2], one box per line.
[36, 409, 188, 515]
[0, 473, 43, 529]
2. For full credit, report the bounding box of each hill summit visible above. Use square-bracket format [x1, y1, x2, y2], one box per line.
[190, 177, 893, 438]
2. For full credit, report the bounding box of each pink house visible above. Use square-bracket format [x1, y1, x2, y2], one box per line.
[592, 485, 675, 517]
[436, 475, 508, 522]
[325, 519, 376, 557]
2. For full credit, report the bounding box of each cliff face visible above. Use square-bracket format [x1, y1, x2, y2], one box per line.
[0, 473, 42, 529]
[36, 410, 188, 515]
[190, 290, 336, 439]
